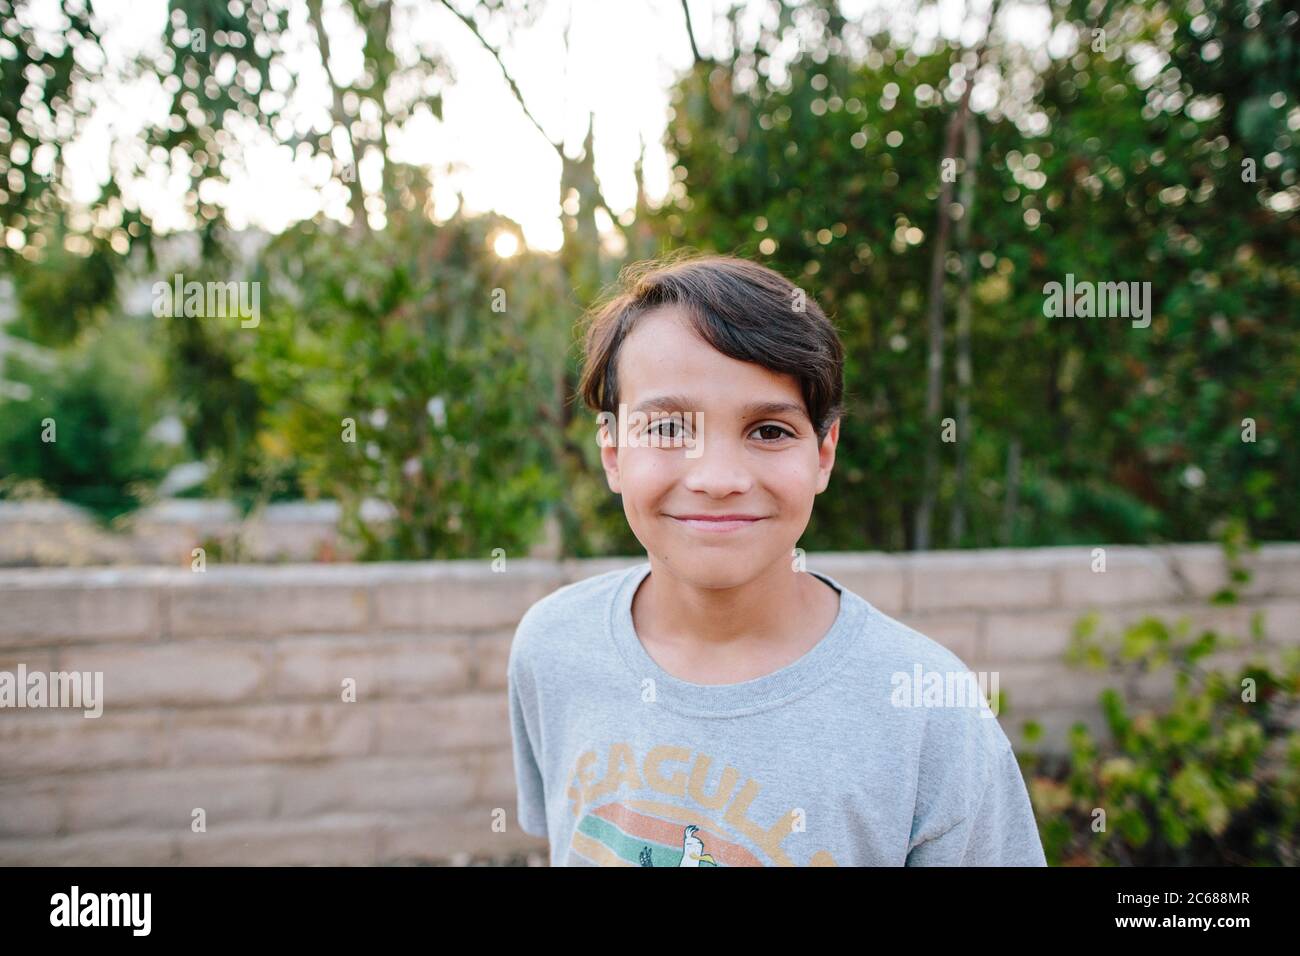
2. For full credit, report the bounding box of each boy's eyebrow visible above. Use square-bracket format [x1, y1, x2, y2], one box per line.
[630, 394, 809, 421]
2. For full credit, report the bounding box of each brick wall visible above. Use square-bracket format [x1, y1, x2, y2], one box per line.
[1, 545, 1297, 865]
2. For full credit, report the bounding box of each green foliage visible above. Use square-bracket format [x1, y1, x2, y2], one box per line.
[650, 0, 1300, 551]
[8, 239, 118, 346]
[1, 0, 151, 301]
[234, 205, 568, 559]
[0, 318, 182, 521]
[1022, 532, 1300, 865]
[150, 283, 272, 515]
[3, 0, 1297, 559]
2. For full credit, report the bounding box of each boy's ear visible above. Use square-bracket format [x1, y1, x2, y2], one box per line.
[598, 419, 622, 494]
[814, 417, 840, 494]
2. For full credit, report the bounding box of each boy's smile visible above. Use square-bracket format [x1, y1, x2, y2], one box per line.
[667, 513, 768, 533]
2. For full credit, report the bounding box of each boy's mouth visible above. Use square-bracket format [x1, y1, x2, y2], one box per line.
[667, 514, 767, 533]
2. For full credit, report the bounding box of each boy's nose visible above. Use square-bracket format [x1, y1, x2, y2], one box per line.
[680, 441, 755, 496]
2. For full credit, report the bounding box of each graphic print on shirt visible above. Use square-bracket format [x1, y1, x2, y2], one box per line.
[564, 740, 839, 866]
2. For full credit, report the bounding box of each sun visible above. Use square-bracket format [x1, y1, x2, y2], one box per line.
[492, 231, 520, 258]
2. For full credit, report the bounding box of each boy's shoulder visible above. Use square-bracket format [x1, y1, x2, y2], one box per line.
[833, 582, 1011, 757]
[834, 583, 972, 676]
[518, 561, 636, 626]
[508, 561, 641, 668]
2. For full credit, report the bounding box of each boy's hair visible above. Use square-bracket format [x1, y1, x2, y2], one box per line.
[577, 252, 845, 443]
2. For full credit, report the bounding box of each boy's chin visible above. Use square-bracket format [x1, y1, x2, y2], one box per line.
[651, 551, 787, 589]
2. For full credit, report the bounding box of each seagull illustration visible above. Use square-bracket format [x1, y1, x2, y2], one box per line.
[638, 824, 718, 866]
[678, 825, 716, 867]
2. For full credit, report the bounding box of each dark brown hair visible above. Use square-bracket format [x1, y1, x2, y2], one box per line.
[577, 251, 845, 443]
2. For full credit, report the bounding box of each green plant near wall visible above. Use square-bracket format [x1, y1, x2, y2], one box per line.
[0, 318, 182, 522]
[235, 205, 570, 561]
[1021, 525, 1300, 865]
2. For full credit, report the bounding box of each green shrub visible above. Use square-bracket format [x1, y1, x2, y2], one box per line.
[1022, 527, 1300, 865]
[236, 206, 568, 560]
[0, 318, 181, 521]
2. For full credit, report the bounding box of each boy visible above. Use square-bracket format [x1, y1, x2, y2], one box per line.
[507, 252, 1047, 866]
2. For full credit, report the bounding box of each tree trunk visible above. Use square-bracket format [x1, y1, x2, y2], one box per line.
[915, 103, 967, 551]
[914, 0, 1001, 551]
[306, 0, 367, 232]
[950, 112, 979, 546]
[1002, 437, 1021, 545]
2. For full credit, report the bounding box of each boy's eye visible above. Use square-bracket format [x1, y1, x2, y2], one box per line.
[648, 418, 689, 440]
[752, 423, 794, 442]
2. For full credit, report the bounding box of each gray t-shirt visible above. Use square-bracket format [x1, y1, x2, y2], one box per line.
[507, 561, 1047, 867]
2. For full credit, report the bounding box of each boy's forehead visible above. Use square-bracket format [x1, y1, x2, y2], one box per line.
[617, 309, 808, 419]
[621, 304, 697, 352]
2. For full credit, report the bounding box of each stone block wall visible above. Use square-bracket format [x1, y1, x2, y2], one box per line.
[1, 545, 1296, 864]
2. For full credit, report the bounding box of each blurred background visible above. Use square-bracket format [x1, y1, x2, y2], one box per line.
[0, 0, 1297, 866]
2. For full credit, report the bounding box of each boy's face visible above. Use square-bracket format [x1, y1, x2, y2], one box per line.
[598, 305, 839, 589]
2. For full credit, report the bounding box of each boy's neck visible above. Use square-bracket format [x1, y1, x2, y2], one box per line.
[630, 556, 841, 683]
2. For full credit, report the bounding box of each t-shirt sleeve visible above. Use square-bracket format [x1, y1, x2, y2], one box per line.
[507, 633, 549, 839]
[906, 730, 1047, 866]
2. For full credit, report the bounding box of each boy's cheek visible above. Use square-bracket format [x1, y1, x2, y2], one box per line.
[604, 444, 669, 492]
[617, 450, 674, 487]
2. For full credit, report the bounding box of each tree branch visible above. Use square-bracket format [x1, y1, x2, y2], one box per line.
[306, 0, 367, 231]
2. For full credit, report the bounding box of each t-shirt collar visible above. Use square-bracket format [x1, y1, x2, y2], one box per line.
[607, 560, 869, 717]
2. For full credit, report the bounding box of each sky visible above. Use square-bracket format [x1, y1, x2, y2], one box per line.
[39, 0, 1056, 252]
